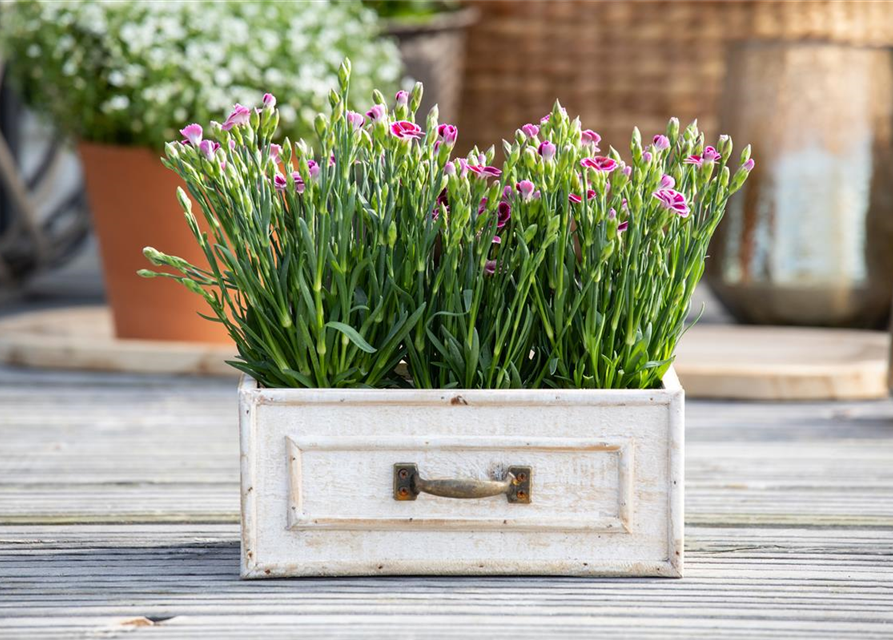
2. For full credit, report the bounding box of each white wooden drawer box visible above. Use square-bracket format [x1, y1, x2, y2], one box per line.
[239, 369, 684, 578]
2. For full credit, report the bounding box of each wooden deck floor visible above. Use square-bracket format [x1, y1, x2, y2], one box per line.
[1, 365, 892, 638]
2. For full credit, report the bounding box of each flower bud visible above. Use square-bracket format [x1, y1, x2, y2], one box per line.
[338, 58, 352, 89]
[606, 215, 619, 241]
[631, 126, 642, 152]
[730, 166, 750, 193]
[581, 129, 601, 150]
[698, 157, 715, 183]
[261, 110, 279, 140]
[142, 246, 165, 266]
[740, 144, 752, 165]
[516, 179, 536, 201]
[366, 104, 387, 125]
[652, 134, 670, 151]
[558, 144, 575, 174]
[703, 145, 721, 163]
[720, 165, 730, 188]
[717, 134, 732, 160]
[328, 88, 340, 108]
[436, 123, 457, 148]
[314, 113, 327, 138]
[667, 117, 680, 141]
[176, 187, 192, 214]
[521, 123, 539, 139]
[281, 137, 293, 164]
[538, 140, 556, 161]
[410, 82, 424, 114]
[346, 110, 365, 131]
[508, 143, 521, 165]
[551, 99, 566, 124]
[426, 104, 440, 131]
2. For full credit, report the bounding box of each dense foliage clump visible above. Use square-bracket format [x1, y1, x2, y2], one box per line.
[143, 61, 753, 389]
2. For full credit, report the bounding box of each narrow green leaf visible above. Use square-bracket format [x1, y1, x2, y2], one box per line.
[325, 321, 377, 354]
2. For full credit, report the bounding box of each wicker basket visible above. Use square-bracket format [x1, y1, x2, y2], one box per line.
[385, 8, 478, 126]
[459, 0, 893, 153]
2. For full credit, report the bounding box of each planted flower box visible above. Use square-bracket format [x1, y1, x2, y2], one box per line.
[239, 370, 684, 577]
[142, 60, 752, 578]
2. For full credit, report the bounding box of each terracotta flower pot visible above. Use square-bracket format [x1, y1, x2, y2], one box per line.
[79, 142, 230, 344]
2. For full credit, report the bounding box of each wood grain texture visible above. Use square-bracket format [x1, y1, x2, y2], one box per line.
[0, 306, 236, 376]
[674, 325, 890, 401]
[0, 365, 892, 636]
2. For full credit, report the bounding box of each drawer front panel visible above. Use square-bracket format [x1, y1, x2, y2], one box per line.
[241, 378, 684, 577]
[287, 436, 632, 532]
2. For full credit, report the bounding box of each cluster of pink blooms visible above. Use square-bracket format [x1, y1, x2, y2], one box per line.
[180, 95, 756, 238]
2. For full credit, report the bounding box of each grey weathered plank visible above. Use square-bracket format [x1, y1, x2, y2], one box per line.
[1, 364, 892, 638]
[0, 525, 892, 637]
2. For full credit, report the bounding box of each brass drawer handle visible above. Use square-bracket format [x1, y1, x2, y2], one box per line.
[393, 463, 531, 503]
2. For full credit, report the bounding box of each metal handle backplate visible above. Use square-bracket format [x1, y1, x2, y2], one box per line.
[393, 463, 531, 504]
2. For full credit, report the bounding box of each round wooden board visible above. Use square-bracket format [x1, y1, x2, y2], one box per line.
[674, 325, 890, 400]
[0, 306, 236, 377]
[0, 307, 889, 399]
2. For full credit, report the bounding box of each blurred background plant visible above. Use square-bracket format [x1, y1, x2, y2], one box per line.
[0, 0, 404, 342]
[369, 0, 475, 128]
[0, 0, 402, 149]
[363, 0, 459, 22]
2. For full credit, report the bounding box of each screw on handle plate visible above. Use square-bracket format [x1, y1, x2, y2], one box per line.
[393, 463, 531, 504]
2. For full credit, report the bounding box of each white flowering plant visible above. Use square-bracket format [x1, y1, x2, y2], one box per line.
[0, 0, 402, 149]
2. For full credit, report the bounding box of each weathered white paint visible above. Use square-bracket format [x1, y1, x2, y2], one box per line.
[239, 369, 684, 578]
